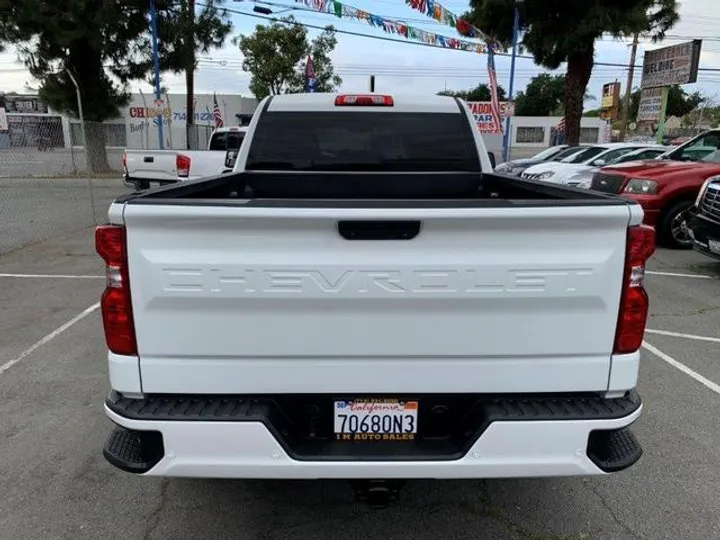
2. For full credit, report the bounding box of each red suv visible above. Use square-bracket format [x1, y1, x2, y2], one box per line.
[589, 130, 720, 248]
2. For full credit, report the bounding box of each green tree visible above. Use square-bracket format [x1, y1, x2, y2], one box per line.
[0, 0, 158, 171]
[438, 83, 507, 101]
[465, 0, 679, 144]
[236, 18, 342, 99]
[513, 73, 564, 116]
[147, 0, 233, 148]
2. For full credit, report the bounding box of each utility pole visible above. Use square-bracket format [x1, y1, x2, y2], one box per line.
[619, 33, 639, 142]
[186, 0, 196, 149]
[370, 75, 375, 92]
[502, 2, 521, 162]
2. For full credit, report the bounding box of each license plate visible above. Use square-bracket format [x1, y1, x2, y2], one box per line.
[709, 239, 720, 254]
[334, 399, 418, 441]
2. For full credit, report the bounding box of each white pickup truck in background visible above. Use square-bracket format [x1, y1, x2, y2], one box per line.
[97, 93, 655, 507]
[122, 126, 247, 190]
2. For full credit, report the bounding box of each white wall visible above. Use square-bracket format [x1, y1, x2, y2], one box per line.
[122, 93, 258, 150]
[506, 116, 610, 149]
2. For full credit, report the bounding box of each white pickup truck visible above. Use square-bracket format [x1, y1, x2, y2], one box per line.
[97, 93, 654, 506]
[122, 126, 247, 190]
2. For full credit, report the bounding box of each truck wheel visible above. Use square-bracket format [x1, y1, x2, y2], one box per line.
[134, 180, 150, 191]
[658, 200, 694, 249]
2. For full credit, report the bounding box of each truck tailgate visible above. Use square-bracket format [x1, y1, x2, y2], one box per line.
[123, 203, 632, 394]
[125, 151, 178, 181]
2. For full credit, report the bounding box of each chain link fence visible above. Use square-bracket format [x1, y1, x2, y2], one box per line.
[0, 119, 126, 255]
[0, 117, 226, 256]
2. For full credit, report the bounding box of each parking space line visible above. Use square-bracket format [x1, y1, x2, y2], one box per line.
[643, 341, 720, 396]
[645, 329, 720, 344]
[0, 274, 104, 279]
[646, 270, 712, 279]
[0, 303, 100, 376]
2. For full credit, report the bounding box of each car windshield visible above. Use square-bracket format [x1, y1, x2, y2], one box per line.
[532, 146, 565, 160]
[550, 146, 585, 161]
[564, 146, 606, 164]
[661, 131, 720, 162]
[610, 149, 664, 164]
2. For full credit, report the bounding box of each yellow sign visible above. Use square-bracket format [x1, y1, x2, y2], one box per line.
[601, 82, 620, 110]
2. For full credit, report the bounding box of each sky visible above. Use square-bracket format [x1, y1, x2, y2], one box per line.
[1, 0, 720, 110]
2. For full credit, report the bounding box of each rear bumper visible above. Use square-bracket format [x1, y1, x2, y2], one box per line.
[103, 391, 643, 479]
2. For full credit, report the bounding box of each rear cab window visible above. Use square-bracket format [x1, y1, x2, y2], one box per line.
[209, 131, 245, 151]
[245, 111, 481, 172]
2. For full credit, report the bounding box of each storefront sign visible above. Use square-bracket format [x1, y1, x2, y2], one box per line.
[467, 101, 514, 134]
[637, 87, 664, 122]
[2, 94, 49, 113]
[128, 106, 215, 123]
[601, 82, 620, 110]
[640, 40, 702, 89]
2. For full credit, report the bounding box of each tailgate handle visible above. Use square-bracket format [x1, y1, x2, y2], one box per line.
[143, 156, 154, 163]
[338, 220, 421, 241]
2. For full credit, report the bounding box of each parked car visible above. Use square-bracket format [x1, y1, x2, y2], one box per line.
[494, 144, 589, 176]
[590, 129, 720, 248]
[686, 175, 720, 259]
[521, 143, 659, 185]
[122, 126, 247, 190]
[97, 92, 653, 506]
[563, 146, 672, 188]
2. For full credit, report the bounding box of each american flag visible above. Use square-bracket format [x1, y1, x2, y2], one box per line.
[556, 117, 566, 133]
[486, 48, 503, 134]
[212, 93, 224, 128]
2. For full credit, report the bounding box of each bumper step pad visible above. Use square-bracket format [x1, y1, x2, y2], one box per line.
[587, 427, 643, 472]
[103, 427, 165, 474]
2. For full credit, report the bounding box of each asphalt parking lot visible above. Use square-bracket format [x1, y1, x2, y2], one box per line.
[1, 185, 720, 540]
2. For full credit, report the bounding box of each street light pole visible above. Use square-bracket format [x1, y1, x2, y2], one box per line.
[149, 0, 164, 149]
[502, 3, 520, 163]
[66, 68, 96, 221]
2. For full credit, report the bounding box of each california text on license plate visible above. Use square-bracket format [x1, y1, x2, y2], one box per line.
[333, 399, 418, 441]
[709, 239, 720, 254]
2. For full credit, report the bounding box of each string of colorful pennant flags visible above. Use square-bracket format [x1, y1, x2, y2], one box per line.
[292, 0, 505, 134]
[293, 0, 496, 54]
[403, 0, 493, 45]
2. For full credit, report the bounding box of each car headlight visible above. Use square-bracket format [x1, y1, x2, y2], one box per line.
[695, 176, 720, 206]
[623, 178, 658, 195]
[536, 171, 555, 180]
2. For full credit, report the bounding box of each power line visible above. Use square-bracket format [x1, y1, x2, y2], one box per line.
[206, 2, 720, 73]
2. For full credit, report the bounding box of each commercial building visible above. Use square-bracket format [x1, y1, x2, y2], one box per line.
[0, 93, 258, 151]
[0, 92, 610, 159]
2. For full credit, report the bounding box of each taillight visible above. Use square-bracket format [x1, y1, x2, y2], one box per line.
[334, 94, 394, 106]
[614, 224, 655, 354]
[176, 154, 191, 177]
[95, 225, 137, 356]
[121, 151, 127, 174]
